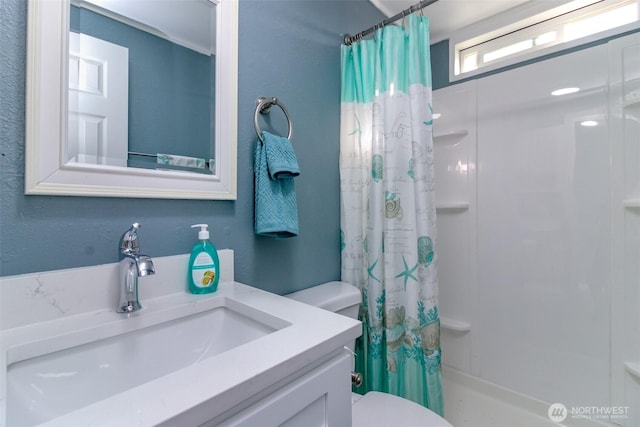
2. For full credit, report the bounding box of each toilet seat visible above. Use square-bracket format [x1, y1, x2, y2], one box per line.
[352, 392, 452, 427]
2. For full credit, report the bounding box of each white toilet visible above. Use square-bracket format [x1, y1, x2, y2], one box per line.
[287, 281, 453, 427]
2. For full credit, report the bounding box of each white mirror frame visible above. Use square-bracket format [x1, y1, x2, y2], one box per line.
[25, 0, 237, 200]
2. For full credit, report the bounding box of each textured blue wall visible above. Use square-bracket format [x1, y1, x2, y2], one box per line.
[0, 0, 384, 295]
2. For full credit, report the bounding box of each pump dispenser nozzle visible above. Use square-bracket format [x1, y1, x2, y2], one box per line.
[191, 224, 210, 240]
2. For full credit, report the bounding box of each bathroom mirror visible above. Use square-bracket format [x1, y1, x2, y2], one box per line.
[25, 0, 237, 199]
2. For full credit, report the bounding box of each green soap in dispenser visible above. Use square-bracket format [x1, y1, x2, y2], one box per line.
[188, 224, 220, 294]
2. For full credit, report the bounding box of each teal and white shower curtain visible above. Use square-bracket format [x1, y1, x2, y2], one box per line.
[340, 15, 443, 415]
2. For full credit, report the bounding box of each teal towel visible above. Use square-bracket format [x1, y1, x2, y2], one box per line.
[157, 153, 206, 169]
[262, 131, 300, 179]
[254, 132, 299, 237]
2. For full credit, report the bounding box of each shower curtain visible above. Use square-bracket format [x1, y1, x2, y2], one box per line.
[339, 15, 443, 415]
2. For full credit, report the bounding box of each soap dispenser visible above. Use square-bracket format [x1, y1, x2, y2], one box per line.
[187, 224, 220, 294]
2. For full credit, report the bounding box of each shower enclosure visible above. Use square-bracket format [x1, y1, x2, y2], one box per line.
[433, 32, 640, 426]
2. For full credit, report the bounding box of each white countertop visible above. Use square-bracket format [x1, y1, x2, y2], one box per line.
[0, 255, 361, 426]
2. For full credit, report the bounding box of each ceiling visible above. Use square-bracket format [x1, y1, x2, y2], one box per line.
[79, 0, 216, 54]
[370, 0, 535, 42]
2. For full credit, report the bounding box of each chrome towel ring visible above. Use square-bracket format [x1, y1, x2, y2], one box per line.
[254, 97, 293, 143]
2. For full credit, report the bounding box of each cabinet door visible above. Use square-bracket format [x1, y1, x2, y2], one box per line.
[211, 353, 352, 427]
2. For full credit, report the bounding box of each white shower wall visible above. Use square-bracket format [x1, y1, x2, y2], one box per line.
[434, 32, 640, 424]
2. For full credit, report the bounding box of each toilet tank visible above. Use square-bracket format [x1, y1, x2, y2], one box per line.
[286, 281, 361, 319]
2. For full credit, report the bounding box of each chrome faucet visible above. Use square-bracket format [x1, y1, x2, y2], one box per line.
[117, 223, 155, 313]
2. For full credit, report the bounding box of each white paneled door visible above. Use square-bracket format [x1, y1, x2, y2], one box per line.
[68, 32, 128, 167]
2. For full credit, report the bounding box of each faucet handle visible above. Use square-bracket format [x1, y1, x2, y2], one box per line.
[120, 223, 141, 255]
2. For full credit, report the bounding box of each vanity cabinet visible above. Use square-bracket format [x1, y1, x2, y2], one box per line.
[207, 352, 352, 427]
[1, 263, 361, 427]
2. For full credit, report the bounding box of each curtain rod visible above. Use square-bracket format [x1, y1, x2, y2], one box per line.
[343, 0, 439, 46]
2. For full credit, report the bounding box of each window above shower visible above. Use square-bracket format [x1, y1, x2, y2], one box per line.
[450, 0, 639, 81]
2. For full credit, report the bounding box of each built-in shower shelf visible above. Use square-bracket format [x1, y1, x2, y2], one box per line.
[625, 361, 640, 380]
[440, 317, 471, 333]
[433, 130, 468, 146]
[623, 98, 640, 109]
[436, 202, 470, 212]
[622, 199, 640, 208]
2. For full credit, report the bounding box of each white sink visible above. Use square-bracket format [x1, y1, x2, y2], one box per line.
[4, 296, 287, 426]
[0, 279, 361, 427]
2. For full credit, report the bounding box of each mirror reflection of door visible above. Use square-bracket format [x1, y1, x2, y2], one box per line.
[68, 0, 216, 174]
[68, 32, 129, 166]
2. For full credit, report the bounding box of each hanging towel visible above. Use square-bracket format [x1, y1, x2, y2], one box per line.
[254, 131, 300, 237]
[262, 131, 300, 179]
[157, 153, 206, 169]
